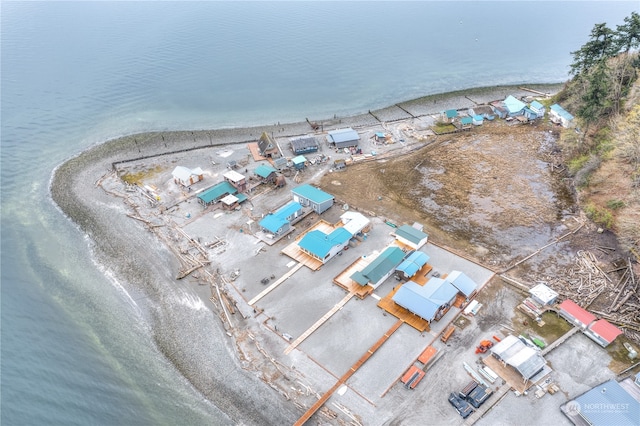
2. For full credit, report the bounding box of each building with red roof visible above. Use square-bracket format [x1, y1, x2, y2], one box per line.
[585, 319, 623, 347]
[558, 299, 596, 329]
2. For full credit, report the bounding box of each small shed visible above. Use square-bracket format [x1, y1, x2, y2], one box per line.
[558, 299, 596, 329]
[172, 166, 204, 187]
[333, 159, 346, 170]
[292, 155, 307, 170]
[529, 283, 558, 306]
[395, 224, 429, 249]
[220, 193, 239, 210]
[472, 115, 484, 126]
[223, 170, 247, 192]
[460, 116, 473, 128]
[327, 128, 360, 149]
[254, 164, 278, 183]
[290, 136, 319, 155]
[585, 319, 623, 347]
[549, 104, 575, 128]
[291, 184, 334, 214]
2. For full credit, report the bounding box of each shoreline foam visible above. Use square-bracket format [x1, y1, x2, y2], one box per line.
[50, 83, 562, 424]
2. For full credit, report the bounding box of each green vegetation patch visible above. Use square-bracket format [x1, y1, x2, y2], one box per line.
[536, 311, 574, 343]
[585, 203, 615, 229]
[432, 122, 456, 134]
[606, 199, 625, 210]
[606, 335, 639, 372]
[120, 165, 164, 185]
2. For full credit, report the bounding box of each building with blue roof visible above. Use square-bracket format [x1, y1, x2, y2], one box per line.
[446, 270, 477, 298]
[504, 95, 527, 116]
[259, 201, 302, 236]
[393, 275, 470, 323]
[350, 246, 406, 289]
[298, 227, 352, 263]
[561, 379, 640, 426]
[395, 251, 430, 280]
[550, 104, 575, 128]
[392, 281, 442, 322]
[326, 128, 360, 149]
[291, 184, 334, 214]
[529, 100, 545, 118]
[472, 115, 484, 125]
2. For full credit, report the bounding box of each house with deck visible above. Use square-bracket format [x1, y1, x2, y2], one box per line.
[258, 132, 280, 158]
[392, 277, 459, 322]
[504, 95, 527, 116]
[395, 250, 430, 281]
[298, 227, 352, 264]
[197, 181, 248, 207]
[350, 246, 406, 289]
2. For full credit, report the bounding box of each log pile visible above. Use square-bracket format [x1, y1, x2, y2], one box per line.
[539, 251, 640, 340]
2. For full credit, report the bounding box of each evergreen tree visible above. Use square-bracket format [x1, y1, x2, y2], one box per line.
[615, 11, 640, 53]
[570, 23, 617, 75]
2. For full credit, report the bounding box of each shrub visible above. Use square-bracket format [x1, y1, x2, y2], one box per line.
[584, 203, 614, 229]
[606, 199, 625, 210]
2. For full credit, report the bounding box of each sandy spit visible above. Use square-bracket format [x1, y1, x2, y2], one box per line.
[50, 83, 563, 425]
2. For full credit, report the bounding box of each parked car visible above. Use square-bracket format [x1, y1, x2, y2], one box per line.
[448, 392, 474, 418]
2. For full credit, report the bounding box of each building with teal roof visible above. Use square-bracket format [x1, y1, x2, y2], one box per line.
[395, 224, 429, 249]
[254, 164, 278, 182]
[291, 184, 334, 214]
[197, 181, 238, 206]
[298, 227, 352, 263]
[350, 245, 406, 289]
[259, 201, 302, 236]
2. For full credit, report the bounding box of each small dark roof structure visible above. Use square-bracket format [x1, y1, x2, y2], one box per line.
[290, 136, 319, 154]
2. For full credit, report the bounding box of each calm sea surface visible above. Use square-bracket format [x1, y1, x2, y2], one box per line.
[1, 2, 636, 424]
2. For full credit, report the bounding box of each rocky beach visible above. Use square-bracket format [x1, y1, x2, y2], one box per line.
[50, 83, 564, 425]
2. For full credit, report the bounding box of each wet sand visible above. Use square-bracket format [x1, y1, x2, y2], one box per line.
[50, 83, 562, 425]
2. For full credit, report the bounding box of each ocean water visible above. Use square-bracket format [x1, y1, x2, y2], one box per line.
[1, 2, 637, 424]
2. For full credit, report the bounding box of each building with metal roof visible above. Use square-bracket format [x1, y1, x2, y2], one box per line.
[392, 277, 459, 322]
[254, 164, 278, 183]
[257, 132, 280, 158]
[197, 181, 238, 206]
[559, 299, 596, 329]
[291, 184, 334, 214]
[290, 135, 319, 155]
[223, 170, 247, 192]
[350, 246, 405, 288]
[561, 379, 640, 426]
[298, 227, 352, 263]
[392, 280, 443, 322]
[491, 335, 547, 381]
[172, 166, 204, 187]
[446, 270, 477, 298]
[340, 211, 370, 236]
[326, 128, 360, 149]
[585, 319, 623, 348]
[529, 100, 546, 118]
[292, 155, 307, 170]
[395, 251, 430, 280]
[503, 95, 527, 116]
[550, 104, 575, 128]
[259, 201, 303, 236]
[395, 224, 429, 249]
[529, 283, 558, 306]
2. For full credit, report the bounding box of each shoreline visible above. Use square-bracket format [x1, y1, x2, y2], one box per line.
[50, 82, 563, 424]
